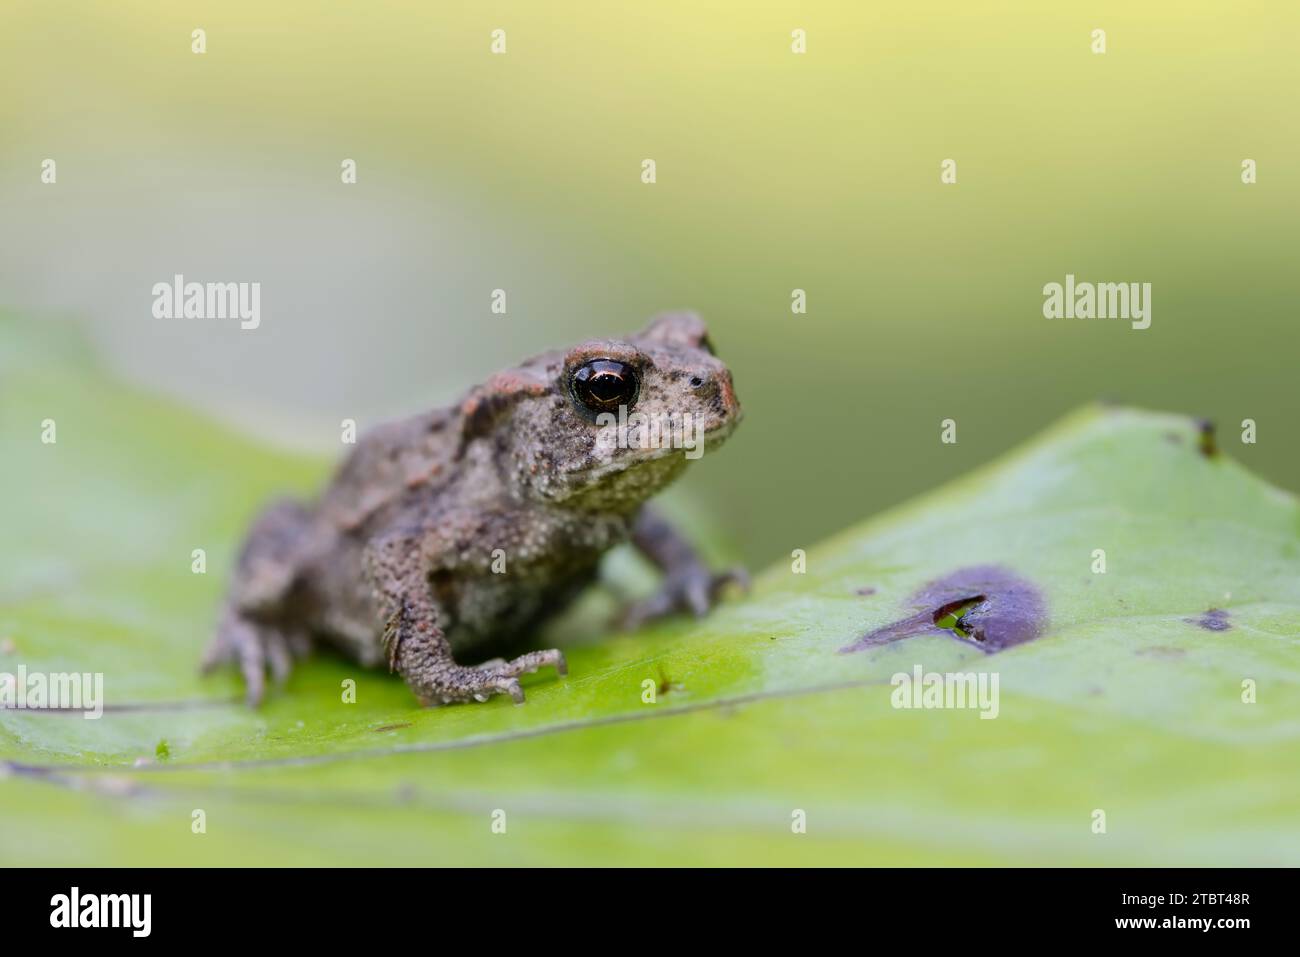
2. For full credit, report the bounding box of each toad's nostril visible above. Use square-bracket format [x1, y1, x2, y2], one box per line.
[689, 375, 705, 389]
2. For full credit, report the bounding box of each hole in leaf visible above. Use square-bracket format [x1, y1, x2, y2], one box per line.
[931, 595, 986, 640]
[841, 566, 1045, 655]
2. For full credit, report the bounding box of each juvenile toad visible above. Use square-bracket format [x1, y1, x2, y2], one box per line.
[203, 312, 744, 706]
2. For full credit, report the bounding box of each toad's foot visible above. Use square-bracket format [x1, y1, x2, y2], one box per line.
[407, 649, 568, 706]
[202, 608, 311, 706]
[621, 564, 749, 630]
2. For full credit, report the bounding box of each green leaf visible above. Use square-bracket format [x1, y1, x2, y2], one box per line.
[2, 316, 1298, 865]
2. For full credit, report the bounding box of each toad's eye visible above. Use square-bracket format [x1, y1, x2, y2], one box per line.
[569, 358, 640, 415]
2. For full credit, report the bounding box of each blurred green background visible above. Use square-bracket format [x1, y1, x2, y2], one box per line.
[1, 0, 1297, 567]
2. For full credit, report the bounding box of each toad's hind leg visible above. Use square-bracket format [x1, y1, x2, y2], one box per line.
[224, 499, 316, 614]
[202, 499, 316, 705]
[201, 610, 309, 705]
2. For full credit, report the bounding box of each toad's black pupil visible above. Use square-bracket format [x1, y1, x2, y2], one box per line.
[572, 359, 638, 412]
[589, 373, 622, 401]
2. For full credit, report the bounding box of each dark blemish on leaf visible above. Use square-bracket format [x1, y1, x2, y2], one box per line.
[394, 782, 418, 803]
[839, 565, 1046, 655]
[1, 760, 54, 780]
[1196, 418, 1218, 458]
[855, 586, 877, 596]
[1137, 646, 1187, 659]
[1185, 608, 1231, 632]
[838, 608, 935, 651]
[371, 722, 413, 733]
[1164, 431, 1183, 445]
[655, 663, 677, 696]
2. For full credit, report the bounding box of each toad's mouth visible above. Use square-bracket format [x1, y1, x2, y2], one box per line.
[565, 411, 742, 483]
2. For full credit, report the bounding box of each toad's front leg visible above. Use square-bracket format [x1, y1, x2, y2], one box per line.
[389, 599, 567, 705]
[621, 505, 748, 629]
[364, 534, 566, 705]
